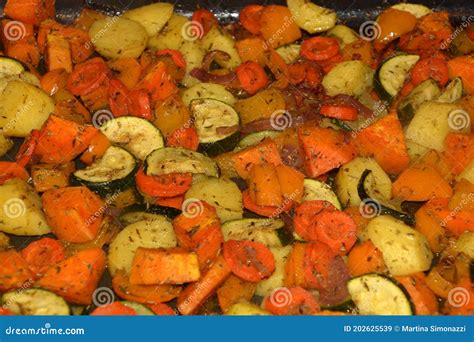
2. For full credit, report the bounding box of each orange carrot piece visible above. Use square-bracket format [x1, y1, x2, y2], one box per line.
[0, 162, 29, 185]
[155, 196, 184, 210]
[54, 89, 92, 124]
[392, 164, 453, 201]
[112, 271, 182, 304]
[449, 179, 474, 212]
[91, 302, 137, 316]
[232, 138, 282, 179]
[34, 115, 98, 164]
[1, 20, 40, 67]
[177, 256, 232, 315]
[130, 248, 201, 285]
[42, 186, 104, 243]
[276, 164, 305, 202]
[447, 56, 474, 94]
[298, 126, 356, 178]
[415, 204, 446, 253]
[46, 34, 72, 73]
[37, 248, 106, 305]
[248, 163, 283, 207]
[107, 57, 143, 90]
[235, 37, 268, 66]
[0, 250, 33, 292]
[259, 5, 301, 48]
[353, 112, 410, 175]
[21, 237, 65, 278]
[396, 272, 438, 315]
[443, 133, 474, 175]
[346, 241, 386, 277]
[217, 275, 257, 312]
[31, 162, 75, 192]
[41, 69, 69, 96]
[4, 0, 54, 26]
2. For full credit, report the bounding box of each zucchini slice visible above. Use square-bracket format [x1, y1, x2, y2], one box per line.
[235, 130, 280, 151]
[221, 218, 285, 247]
[347, 274, 412, 315]
[182, 83, 236, 107]
[303, 179, 341, 210]
[2, 288, 70, 315]
[190, 98, 240, 156]
[358, 169, 415, 226]
[121, 301, 155, 315]
[145, 147, 219, 178]
[100, 116, 164, 160]
[375, 54, 420, 102]
[275, 44, 301, 64]
[72, 146, 137, 196]
[108, 216, 177, 276]
[437, 77, 463, 103]
[119, 204, 181, 224]
[0, 56, 25, 78]
[287, 0, 336, 33]
[397, 79, 441, 126]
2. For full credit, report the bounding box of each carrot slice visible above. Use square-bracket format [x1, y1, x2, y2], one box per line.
[155, 196, 184, 210]
[21, 237, 65, 278]
[313, 211, 357, 255]
[0, 250, 33, 292]
[193, 223, 224, 270]
[15, 129, 40, 167]
[293, 200, 336, 240]
[191, 9, 218, 36]
[242, 189, 293, 217]
[90, 302, 137, 316]
[236, 61, 269, 95]
[42, 186, 104, 243]
[112, 271, 182, 304]
[303, 242, 338, 290]
[147, 303, 176, 316]
[136, 168, 192, 198]
[264, 286, 320, 315]
[346, 241, 386, 277]
[223, 240, 275, 282]
[140, 61, 178, 102]
[66, 57, 109, 96]
[288, 61, 323, 88]
[40, 68, 69, 96]
[127, 88, 152, 120]
[0, 162, 29, 185]
[239, 5, 264, 34]
[156, 49, 187, 69]
[166, 127, 199, 151]
[177, 255, 232, 315]
[301, 37, 340, 61]
[0, 308, 15, 315]
[396, 272, 438, 315]
[320, 104, 358, 121]
[37, 248, 106, 305]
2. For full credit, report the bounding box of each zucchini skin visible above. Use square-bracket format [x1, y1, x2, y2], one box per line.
[198, 131, 240, 157]
[122, 203, 182, 219]
[358, 169, 415, 226]
[70, 163, 138, 197]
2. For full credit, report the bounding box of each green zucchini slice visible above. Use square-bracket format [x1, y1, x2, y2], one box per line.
[0, 56, 25, 78]
[397, 79, 441, 126]
[72, 146, 137, 195]
[100, 116, 164, 160]
[221, 218, 285, 248]
[437, 77, 463, 103]
[2, 288, 70, 315]
[347, 274, 413, 315]
[145, 147, 219, 178]
[375, 54, 420, 102]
